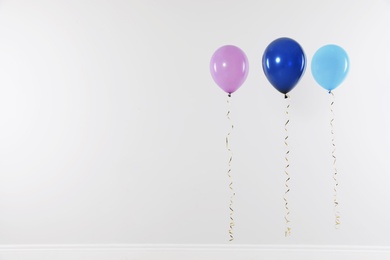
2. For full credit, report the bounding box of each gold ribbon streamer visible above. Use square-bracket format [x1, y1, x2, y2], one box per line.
[226, 93, 235, 242]
[284, 94, 291, 237]
[330, 91, 341, 228]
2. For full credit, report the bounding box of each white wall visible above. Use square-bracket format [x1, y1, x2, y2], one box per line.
[0, 0, 389, 253]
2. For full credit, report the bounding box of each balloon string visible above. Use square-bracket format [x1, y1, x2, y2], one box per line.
[226, 94, 235, 241]
[330, 91, 341, 228]
[284, 94, 291, 237]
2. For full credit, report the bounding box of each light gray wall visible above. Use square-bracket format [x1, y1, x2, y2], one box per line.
[0, 0, 389, 246]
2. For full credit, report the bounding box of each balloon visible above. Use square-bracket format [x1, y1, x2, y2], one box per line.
[311, 44, 349, 92]
[210, 45, 249, 94]
[262, 37, 306, 95]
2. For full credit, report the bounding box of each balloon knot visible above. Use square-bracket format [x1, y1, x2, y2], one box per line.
[284, 94, 288, 99]
[228, 93, 231, 97]
[328, 90, 332, 94]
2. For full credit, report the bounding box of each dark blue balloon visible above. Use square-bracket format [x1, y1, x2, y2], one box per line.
[262, 37, 306, 95]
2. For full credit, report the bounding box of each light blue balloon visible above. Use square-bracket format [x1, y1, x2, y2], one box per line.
[311, 44, 350, 92]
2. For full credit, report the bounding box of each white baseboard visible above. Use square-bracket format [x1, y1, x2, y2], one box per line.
[0, 244, 390, 260]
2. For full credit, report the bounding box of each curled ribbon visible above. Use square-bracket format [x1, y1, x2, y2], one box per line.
[226, 94, 235, 241]
[284, 94, 291, 237]
[330, 91, 341, 228]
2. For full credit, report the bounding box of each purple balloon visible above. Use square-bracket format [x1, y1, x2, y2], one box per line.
[210, 45, 249, 94]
